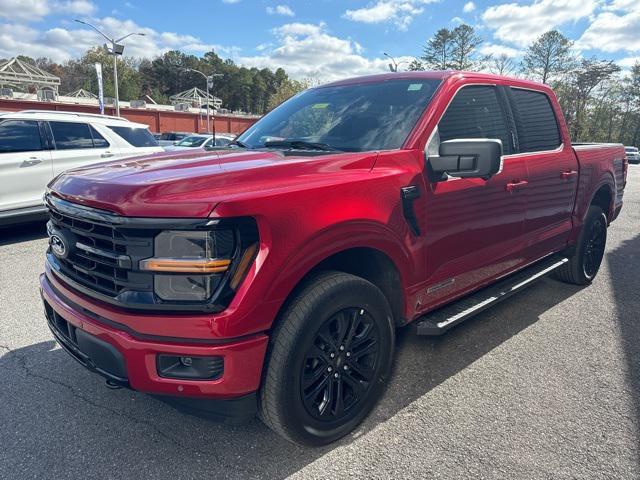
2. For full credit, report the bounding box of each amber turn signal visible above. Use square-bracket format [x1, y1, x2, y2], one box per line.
[140, 258, 231, 273]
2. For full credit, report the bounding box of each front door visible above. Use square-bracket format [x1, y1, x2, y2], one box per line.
[0, 119, 53, 213]
[420, 85, 529, 308]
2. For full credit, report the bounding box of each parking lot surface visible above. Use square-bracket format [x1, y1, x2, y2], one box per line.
[1, 167, 639, 479]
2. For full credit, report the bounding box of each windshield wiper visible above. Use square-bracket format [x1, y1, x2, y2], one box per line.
[263, 140, 341, 152]
[229, 139, 250, 148]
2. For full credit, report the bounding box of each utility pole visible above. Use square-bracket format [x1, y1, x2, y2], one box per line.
[186, 68, 222, 135]
[75, 19, 145, 117]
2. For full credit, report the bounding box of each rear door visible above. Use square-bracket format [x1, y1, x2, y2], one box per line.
[422, 84, 529, 304]
[0, 119, 53, 212]
[49, 121, 115, 175]
[507, 87, 578, 259]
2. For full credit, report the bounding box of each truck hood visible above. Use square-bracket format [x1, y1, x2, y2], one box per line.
[49, 148, 377, 217]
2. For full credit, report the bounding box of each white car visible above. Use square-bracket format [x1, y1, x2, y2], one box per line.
[0, 110, 163, 225]
[163, 133, 236, 151]
[625, 146, 640, 164]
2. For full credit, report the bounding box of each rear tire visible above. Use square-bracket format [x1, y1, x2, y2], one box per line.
[258, 271, 395, 446]
[554, 205, 607, 285]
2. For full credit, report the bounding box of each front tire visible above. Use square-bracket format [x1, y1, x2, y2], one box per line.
[258, 271, 395, 446]
[554, 205, 608, 285]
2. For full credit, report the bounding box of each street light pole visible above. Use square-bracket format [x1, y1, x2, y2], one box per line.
[75, 19, 145, 117]
[186, 68, 222, 135]
[383, 52, 398, 72]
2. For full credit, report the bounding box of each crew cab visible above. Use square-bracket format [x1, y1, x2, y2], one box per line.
[0, 110, 162, 225]
[40, 72, 626, 446]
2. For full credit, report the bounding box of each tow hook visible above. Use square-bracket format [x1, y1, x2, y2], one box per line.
[105, 379, 123, 390]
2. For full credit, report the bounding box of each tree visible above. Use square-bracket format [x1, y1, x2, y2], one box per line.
[267, 78, 310, 111]
[489, 54, 516, 76]
[407, 59, 425, 71]
[449, 24, 483, 70]
[421, 28, 454, 70]
[521, 30, 574, 84]
[421, 25, 483, 71]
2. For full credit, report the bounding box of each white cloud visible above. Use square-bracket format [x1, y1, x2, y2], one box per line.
[238, 22, 408, 81]
[344, 0, 439, 31]
[266, 5, 294, 16]
[450, 16, 463, 24]
[617, 56, 640, 69]
[0, 16, 239, 63]
[0, 0, 51, 21]
[482, 0, 597, 47]
[577, 8, 640, 53]
[463, 1, 475, 13]
[480, 43, 521, 58]
[0, 0, 96, 21]
[59, 0, 96, 15]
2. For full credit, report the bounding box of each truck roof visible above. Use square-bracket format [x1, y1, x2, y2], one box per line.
[321, 71, 551, 92]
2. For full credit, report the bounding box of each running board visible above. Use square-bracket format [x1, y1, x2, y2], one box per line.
[415, 255, 568, 336]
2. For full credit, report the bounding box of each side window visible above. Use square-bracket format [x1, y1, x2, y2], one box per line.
[435, 85, 512, 155]
[89, 125, 110, 148]
[50, 122, 94, 150]
[0, 120, 44, 153]
[510, 88, 561, 153]
[107, 126, 159, 148]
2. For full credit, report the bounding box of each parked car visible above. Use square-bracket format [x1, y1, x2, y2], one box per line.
[157, 131, 191, 146]
[625, 146, 640, 164]
[0, 110, 162, 226]
[163, 133, 236, 151]
[40, 72, 626, 446]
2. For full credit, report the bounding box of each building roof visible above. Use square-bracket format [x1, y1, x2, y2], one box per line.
[170, 87, 222, 109]
[66, 88, 97, 99]
[0, 58, 61, 92]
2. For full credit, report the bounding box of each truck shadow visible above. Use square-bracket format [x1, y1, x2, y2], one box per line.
[606, 233, 640, 447]
[0, 221, 47, 246]
[0, 277, 583, 479]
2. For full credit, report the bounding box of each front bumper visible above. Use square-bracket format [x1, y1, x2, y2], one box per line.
[40, 272, 268, 410]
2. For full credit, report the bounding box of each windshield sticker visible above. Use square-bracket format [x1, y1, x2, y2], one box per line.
[312, 103, 330, 109]
[407, 83, 423, 91]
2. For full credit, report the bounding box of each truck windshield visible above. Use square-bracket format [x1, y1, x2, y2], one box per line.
[237, 78, 441, 152]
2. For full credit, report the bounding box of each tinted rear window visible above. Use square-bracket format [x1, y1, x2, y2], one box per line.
[510, 88, 561, 153]
[108, 126, 159, 147]
[0, 120, 44, 153]
[50, 121, 94, 150]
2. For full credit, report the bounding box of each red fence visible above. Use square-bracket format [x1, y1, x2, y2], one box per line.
[0, 98, 259, 134]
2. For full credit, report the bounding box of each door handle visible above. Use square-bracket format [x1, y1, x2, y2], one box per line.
[561, 170, 578, 180]
[101, 152, 115, 158]
[506, 180, 528, 193]
[21, 157, 43, 166]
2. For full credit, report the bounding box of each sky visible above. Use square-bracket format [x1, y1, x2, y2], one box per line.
[0, 0, 639, 81]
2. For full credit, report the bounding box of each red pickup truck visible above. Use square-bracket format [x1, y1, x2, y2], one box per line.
[40, 71, 626, 446]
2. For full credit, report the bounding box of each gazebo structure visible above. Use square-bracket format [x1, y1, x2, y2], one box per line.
[0, 57, 60, 96]
[170, 87, 222, 109]
[66, 88, 97, 99]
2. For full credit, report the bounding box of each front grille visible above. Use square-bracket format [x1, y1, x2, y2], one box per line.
[47, 197, 155, 299]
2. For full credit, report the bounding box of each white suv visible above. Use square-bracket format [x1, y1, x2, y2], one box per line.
[0, 110, 163, 225]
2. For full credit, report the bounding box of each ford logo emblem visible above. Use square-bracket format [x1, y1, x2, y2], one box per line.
[50, 234, 68, 259]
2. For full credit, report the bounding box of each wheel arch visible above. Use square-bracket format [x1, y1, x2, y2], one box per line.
[264, 223, 413, 328]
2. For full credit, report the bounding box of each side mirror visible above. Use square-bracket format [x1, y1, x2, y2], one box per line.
[427, 139, 503, 182]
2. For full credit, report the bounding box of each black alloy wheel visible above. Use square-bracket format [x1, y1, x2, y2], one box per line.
[582, 213, 607, 280]
[301, 307, 380, 421]
[258, 271, 395, 446]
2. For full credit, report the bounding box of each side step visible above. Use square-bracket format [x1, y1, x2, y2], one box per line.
[415, 255, 568, 336]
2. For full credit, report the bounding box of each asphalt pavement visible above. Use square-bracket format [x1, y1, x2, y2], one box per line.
[1, 166, 639, 479]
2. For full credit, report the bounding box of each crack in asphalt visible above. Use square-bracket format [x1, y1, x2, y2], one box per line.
[2, 343, 264, 477]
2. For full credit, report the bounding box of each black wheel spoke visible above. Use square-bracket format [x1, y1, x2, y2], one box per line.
[300, 307, 381, 422]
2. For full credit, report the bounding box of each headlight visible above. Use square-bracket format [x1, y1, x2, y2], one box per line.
[140, 229, 235, 302]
